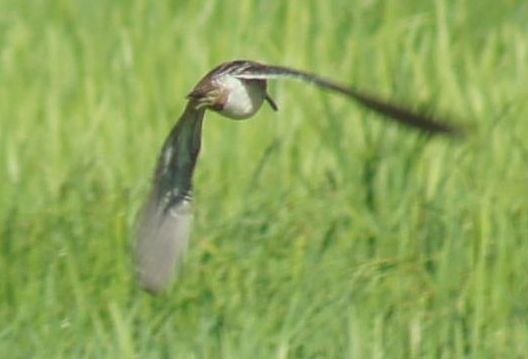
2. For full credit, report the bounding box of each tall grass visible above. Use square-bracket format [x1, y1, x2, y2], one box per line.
[1, 0, 527, 357]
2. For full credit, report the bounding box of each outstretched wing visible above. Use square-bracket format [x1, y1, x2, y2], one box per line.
[135, 102, 205, 294]
[234, 62, 460, 136]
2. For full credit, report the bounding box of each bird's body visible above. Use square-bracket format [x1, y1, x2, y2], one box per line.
[135, 60, 461, 294]
[212, 77, 267, 119]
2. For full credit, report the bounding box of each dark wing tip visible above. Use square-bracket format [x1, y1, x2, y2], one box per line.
[347, 90, 465, 137]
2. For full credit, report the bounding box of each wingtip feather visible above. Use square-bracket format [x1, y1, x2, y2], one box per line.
[135, 196, 193, 295]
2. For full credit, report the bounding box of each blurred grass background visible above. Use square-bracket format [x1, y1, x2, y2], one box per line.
[1, 0, 528, 357]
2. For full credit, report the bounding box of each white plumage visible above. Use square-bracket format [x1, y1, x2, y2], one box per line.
[217, 76, 266, 119]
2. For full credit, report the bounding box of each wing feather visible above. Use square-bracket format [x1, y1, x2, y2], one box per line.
[135, 102, 205, 294]
[234, 63, 460, 136]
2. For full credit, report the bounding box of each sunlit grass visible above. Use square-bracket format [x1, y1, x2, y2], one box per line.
[1, 0, 527, 357]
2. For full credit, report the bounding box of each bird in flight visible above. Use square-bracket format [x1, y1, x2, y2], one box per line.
[135, 60, 460, 294]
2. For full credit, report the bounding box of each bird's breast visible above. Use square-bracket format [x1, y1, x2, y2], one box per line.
[217, 77, 266, 120]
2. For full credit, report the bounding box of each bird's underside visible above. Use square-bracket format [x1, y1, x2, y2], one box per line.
[135, 60, 462, 294]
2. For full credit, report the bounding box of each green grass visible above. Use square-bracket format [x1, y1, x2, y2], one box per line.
[1, 0, 528, 357]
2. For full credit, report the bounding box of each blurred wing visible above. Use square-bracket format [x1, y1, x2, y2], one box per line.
[234, 62, 460, 136]
[135, 102, 205, 294]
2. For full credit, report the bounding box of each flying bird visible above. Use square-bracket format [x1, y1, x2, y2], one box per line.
[135, 60, 460, 294]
